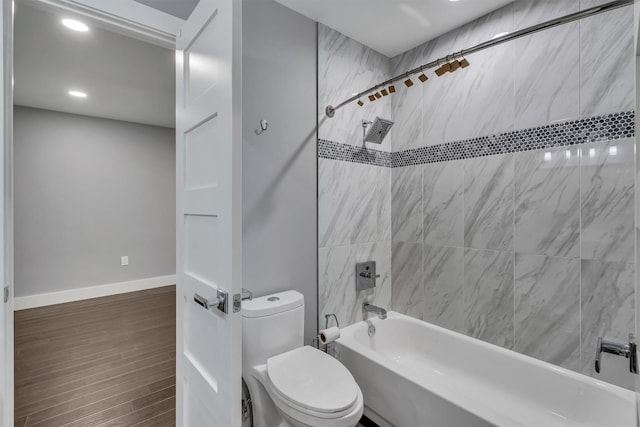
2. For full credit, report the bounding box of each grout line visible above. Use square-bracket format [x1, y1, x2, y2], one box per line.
[577, 6, 582, 369]
[578, 117, 583, 373]
[512, 151, 516, 350]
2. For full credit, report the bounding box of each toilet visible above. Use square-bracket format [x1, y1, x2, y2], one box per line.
[242, 291, 363, 427]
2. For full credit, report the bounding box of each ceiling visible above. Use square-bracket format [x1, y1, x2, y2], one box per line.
[274, 0, 514, 57]
[14, 1, 176, 128]
[133, 0, 200, 21]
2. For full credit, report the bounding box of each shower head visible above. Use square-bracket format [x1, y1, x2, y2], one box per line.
[363, 117, 394, 144]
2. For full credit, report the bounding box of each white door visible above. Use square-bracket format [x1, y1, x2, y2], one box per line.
[0, 0, 13, 425]
[175, 0, 242, 426]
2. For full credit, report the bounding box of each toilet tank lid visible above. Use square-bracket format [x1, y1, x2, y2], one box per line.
[242, 290, 304, 318]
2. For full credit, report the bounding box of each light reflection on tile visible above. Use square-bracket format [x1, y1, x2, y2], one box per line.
[515, 147, 580, 257]
[581, 139, 634, 263]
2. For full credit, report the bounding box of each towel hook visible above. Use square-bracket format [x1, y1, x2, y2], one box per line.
[255, 119, 268, 135]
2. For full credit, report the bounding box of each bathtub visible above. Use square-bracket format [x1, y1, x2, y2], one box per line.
[335, 312, 636, 427]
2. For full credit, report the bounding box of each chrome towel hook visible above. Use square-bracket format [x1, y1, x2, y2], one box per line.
[255, 119, 268, 135]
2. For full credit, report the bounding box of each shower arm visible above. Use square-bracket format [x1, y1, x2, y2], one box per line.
[325, 0, 632, 118]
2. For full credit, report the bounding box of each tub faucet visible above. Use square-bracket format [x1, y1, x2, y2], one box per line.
[363, 302, 387, 320]
[595, 333, 638, 374]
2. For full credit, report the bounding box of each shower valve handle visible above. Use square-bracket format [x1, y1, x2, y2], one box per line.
[595, 333, 638, 374]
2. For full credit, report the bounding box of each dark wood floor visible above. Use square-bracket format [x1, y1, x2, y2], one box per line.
[14, 286, 176, 427]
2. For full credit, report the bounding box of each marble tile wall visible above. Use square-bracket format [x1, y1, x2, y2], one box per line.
[318, 0, 636, 390]
[317, 24, 394, 329]
[389, 0, 635, 389]
[390, 140, 635, 390]
[318, 24, 393, 152]
[389, 0, 635, 151]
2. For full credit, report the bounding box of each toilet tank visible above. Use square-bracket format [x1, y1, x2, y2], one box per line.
[242, 291, 304, 370]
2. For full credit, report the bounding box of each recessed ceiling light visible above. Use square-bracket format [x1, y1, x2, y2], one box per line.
[62, 19, 89, 32]
[492, 31, 510, 39]
[68, 90, 87, 98]
[448, 0, 462, 2]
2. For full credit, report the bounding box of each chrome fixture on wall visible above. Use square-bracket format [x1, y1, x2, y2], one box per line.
[324, 313, 339, 329]
[356, 261, 380, 291]
[254, 119, 268, 135]
[241, 288, 253, 301]
[324, 0, 632, 118]
[595, 333, 638, 374]
[362, 118, 394, 145]
[363, 302, 387, 320]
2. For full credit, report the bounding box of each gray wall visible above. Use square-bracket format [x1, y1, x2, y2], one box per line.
[14, 106, 176, 297]
[242, 0, 318, 342]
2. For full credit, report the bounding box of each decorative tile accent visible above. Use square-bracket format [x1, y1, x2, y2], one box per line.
[392, 111, 634, 168]
[318, 111, 634, 168]
[318, 139, 391, 167]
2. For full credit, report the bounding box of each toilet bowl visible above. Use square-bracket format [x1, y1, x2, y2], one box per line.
[242, 291, 363, 427]
[266, 346, 364, 427]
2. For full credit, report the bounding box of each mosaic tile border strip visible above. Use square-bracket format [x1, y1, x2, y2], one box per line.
[392, 111, 635, 168]
[318, 111, 635, 168]
[318, 139, 391, 167]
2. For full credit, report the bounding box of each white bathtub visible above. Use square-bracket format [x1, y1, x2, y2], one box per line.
[335, 312, 636, 427]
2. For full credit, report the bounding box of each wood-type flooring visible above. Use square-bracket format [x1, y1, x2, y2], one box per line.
[14, 286, 176, 427]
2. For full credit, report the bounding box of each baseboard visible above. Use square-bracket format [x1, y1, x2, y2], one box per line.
[14, 275, 176, 310]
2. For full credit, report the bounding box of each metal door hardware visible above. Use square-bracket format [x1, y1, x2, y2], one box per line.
[233, 293, 241, 313]
[194, 289, 229, 314]
[324, 313, 339, 329]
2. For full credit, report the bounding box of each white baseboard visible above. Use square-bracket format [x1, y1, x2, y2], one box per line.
[14, 275, 176, 310]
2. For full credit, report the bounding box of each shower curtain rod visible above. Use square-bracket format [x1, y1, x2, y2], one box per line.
[325, 0, 633, 118]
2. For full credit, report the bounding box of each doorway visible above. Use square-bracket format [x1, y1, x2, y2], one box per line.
[12, 1, 177, 424]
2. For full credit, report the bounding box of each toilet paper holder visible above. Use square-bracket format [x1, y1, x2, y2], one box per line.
[312, 313, 340, 354]
[325, 313, 339, 329]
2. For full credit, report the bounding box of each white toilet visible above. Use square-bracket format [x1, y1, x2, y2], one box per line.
[242, 290, 363, 427]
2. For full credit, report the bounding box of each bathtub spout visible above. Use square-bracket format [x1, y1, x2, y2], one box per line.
[363, 302, 387, 320]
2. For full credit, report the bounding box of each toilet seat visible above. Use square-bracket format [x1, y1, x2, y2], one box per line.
[266, 346, 361, 419]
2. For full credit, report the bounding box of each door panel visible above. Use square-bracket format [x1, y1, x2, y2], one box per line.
[1, 0, 13, 425]
[176, 0, 242, 426]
